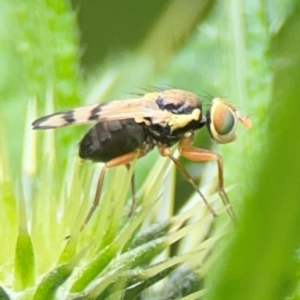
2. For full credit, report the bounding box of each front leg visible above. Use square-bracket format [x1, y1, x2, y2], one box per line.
[178, 135, 237, 223]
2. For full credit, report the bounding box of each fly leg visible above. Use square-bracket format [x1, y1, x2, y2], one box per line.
[125, 163, 136, 216]
[158, 146, 217, 219]
[177, 135, 237, 223]
[80, 149, 147, 232]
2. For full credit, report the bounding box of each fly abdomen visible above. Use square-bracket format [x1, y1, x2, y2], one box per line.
[79, 119, 147, 162]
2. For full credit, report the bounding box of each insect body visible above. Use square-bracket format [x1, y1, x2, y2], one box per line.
[32, 89, 251, 230]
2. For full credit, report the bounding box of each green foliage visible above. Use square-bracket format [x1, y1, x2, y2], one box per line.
[206, 2, 300, 299]
[1, 0, 300, 299]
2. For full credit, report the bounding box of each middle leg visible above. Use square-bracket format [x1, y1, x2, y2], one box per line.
[158, 146, 217, 218]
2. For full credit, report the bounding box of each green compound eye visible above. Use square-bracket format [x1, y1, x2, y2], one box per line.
[207, 97, 251, 144]
[207, 98, 238, 144]
[213, 104, 235, 135]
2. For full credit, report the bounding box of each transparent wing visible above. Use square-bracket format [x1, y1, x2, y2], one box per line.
[32, 94, 172, 130]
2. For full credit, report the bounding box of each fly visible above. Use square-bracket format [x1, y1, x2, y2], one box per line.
[32, 89, 251, 230]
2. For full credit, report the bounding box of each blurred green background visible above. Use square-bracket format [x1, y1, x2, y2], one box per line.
[1, 0, 300, 299]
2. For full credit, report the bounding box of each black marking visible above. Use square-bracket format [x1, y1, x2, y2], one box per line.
[148, 118, 206, 146]
[63, 110, 75, 124]
[32, 124, 57, 130]
[32, 118, 47, 129]
[88, 105, 102, 121]
[89, 114, 100, 121]
[156, 96, 194, 114]
[32, 113, 57, 129]
[91, 105, 102, 115]
[206, 109, 213, 138]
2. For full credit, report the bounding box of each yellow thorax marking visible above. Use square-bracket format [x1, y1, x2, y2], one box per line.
[168, 108, 201, 132]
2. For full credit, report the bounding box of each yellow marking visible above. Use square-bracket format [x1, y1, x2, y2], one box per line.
[144, 92, 159, 100]
[184, 132, 193, 138]
[134, 116, 151, 126]
[168, 108, 201, 132]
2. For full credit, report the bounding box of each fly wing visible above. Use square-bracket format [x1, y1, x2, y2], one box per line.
[32, 93, 172, 130]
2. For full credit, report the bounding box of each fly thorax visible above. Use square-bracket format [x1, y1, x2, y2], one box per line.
[167, 108, 201, 133]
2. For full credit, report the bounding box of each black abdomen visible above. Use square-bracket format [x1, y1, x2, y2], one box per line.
[79, 119, 147, 162]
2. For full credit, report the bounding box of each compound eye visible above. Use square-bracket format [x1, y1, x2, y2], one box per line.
[213, 103, 235, 135]
[208, 99, 238, 144]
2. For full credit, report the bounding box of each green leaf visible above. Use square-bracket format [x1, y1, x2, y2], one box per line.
[0, 286, 10, 300]
[14, 184, 35, 290]
[205, 1, 300, 299]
